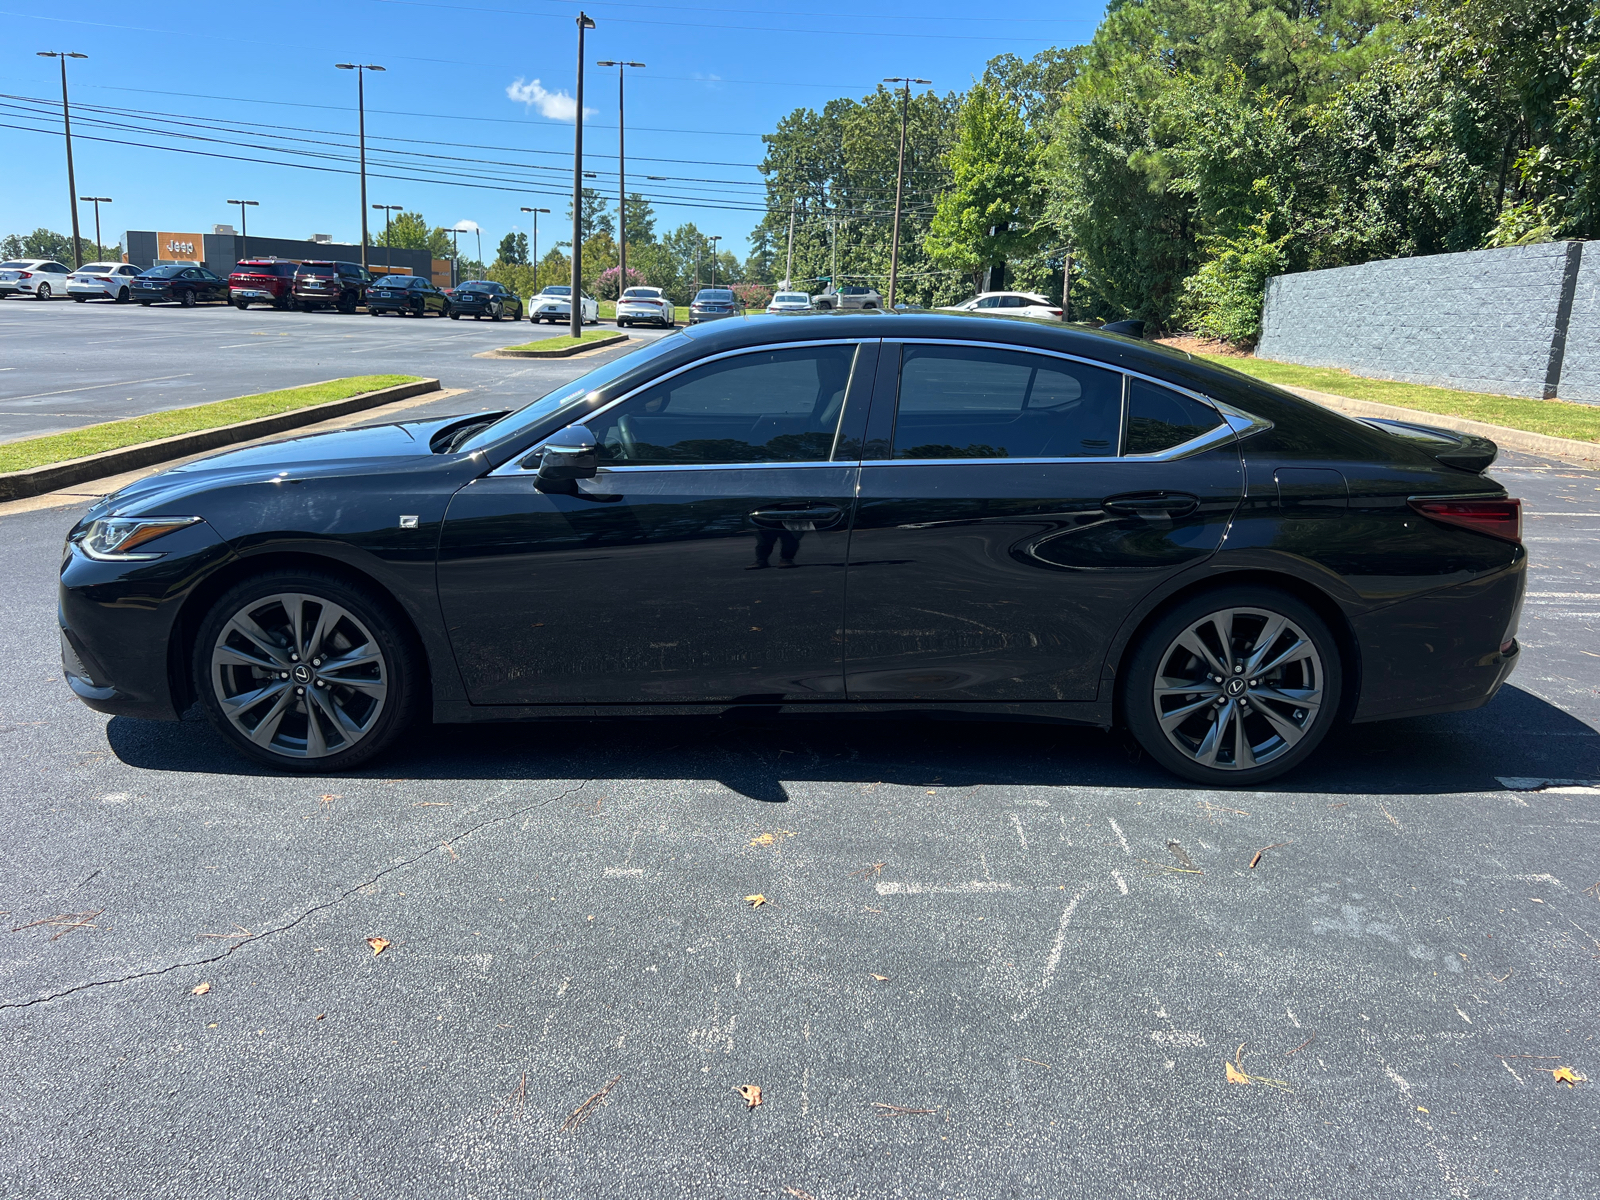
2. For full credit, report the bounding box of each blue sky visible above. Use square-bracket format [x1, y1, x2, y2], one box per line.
[1, 0, 1105, 258]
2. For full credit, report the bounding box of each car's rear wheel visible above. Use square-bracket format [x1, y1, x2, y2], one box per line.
[73, 295, 88, 303]
[1123, 587, 1341, 786]
[194, 572, 421, 771]
[116, 286, 129, 303]
[181, 289, 197, 308]
[450, 310, 461, 320]
[234, 299, 250, 310]
[36, 283, 51, 301]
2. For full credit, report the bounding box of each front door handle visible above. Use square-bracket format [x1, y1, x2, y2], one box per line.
[1103, 491, 1200, 518]
[749, 504, 844, 529]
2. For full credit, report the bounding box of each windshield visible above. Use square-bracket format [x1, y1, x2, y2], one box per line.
[77, 263, 120, 273]
[620, 288, 658, 299]
[373, 275, 413, 286]
[457, 338, 683, 456]
[695, 290, 734, 302]
[540, 285, 572, 296]
[297, 264, 336, 276]
[0, 261, 28, 269]
[773, 293, 807, 303]
[143, 265, 185, 278]
[236, 262, 289, 276]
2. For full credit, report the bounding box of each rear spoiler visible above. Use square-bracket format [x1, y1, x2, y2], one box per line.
[1359, 417, 1497, 473]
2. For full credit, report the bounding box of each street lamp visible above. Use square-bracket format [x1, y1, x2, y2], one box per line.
[445, 227, 469, 286]
[570, 12, 596, 339]
[79, 195, 111, 262]
[883, 76, 931, 312]
[335, 63, 385, 271]
[37, 52, 88, 268]
[226, 199, 258, 261]
[521, 206, 550, 292]
[371, 203, 401, 275]
[595, 60, 645, 294]
[709, 234, 721, 287]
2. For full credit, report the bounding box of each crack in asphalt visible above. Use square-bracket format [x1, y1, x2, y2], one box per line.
[0, 777, 592, 1013]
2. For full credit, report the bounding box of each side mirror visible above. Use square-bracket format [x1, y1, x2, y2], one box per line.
[529, 423, 598, 492]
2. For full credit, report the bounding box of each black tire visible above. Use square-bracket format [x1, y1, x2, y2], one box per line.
[181, 289, 197, 308]
[234, 299, 250, 310]
[139, 300, 153, 307]
[36, 283, 52, 301]
[73, 295, 88, 303]
[116, 286, 129, 303]
[1122, 586, 1342, 787]
[193, 569, 423, 772]
[450, 310, 461, 320]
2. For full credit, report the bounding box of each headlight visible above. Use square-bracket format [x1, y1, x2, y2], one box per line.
[78, 516, 202, 561]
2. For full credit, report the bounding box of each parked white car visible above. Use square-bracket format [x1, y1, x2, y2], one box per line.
[615, 286, 675, 328]
[530, 284, 599, 324]
[766, 291, 815, 314]
[0, 259, 71, 300]
[67, 262, 145, 303]
[939, 291, 1064, 320]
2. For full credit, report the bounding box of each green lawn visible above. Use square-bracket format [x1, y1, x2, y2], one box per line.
[498, 330, 627, 354]
[0, 375, 425, 474]
[1199, 354, 1600, 444]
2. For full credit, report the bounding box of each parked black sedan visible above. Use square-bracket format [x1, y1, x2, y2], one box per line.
[58, 313, 1524, 784]
[447, 280, 523, 321]
[130, 264, 230, 307]
[366, 274, 450, 317]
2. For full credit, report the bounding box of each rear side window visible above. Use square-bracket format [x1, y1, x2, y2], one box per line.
[1124, 379, 1224, 454]
[590, 344, 860, 466]
[892, 345, 1122, 460]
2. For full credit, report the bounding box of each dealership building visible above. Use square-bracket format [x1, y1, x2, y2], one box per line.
[124, 229, 451, 287]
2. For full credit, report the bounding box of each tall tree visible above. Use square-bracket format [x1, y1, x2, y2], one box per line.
[496, 231, 528, 265]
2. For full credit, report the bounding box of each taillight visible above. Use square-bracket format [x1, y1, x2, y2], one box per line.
[18, 271, 32, 279]
[1048, 308, 1063, 316]
[1409, 497, 1522, 543]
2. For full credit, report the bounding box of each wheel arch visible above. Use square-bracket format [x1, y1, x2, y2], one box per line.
[1106, 568, 1362, 728]
[167, 549, 434, 717]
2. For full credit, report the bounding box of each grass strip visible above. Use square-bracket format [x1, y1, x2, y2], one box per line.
[1199, 354, 1600, 443]
[0, 375, 424, 473]
[498, 331, 627, 353]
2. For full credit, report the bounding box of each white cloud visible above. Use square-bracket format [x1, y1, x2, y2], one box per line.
[452, 220, 480, 232]
[506, 77, 594, 122]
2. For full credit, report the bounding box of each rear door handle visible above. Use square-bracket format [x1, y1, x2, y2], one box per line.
[1103, 491, 1200, 518]
[749, 504, 844, 529]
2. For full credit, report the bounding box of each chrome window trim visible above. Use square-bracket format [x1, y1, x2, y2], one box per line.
[595, 460, 847, 474]
[488, 338, 877, 477]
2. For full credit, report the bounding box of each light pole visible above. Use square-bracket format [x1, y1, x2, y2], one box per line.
[571, 12, 596, 339]
[446, 227, 468, 286]
[883, 77, 930, 312]
[335, 63, 385, 271]
[79, 195, 111, 262]
[595, 60, 644, 292]
[226, 199, 257, 261]
[709, 235, 721, 287]
[372, 204, 401, 275]
[521, 206, 550, 292]
[38, 52, 87, 268]
[784, 197, 796, 290]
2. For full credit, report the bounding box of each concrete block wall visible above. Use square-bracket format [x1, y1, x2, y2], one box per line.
[1256, 241, 1593, 403]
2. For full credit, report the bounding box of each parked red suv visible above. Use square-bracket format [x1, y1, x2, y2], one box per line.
[292, 261, 372, 314]
[228, 259, 298, 310]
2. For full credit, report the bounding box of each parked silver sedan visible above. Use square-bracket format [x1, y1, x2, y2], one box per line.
[765, 290, 815, 314]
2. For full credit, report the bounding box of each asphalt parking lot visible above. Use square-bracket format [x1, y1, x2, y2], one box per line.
[0, 298, 670, 443]
[1, 350, 1598, 1193]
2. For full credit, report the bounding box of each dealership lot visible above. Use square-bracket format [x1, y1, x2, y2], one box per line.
[0, 435, 1596, 1196]
[0, 299, 671, 443]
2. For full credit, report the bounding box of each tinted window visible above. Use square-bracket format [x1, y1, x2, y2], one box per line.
[542, 286, 572, 296]
[299, 264, 336, 276]
[373, 275, 411, 286]
[975, 296, 1001, 309]
[892, 345, 1122, 460]
[1124, 379, 1225, 454]
[999, 295, 1030, 308]
[590, 344, 860, 467]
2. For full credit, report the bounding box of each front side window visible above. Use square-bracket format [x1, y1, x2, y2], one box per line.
[1124, 378, 1224, 454]
[892, 345, 1122, 460]
[589, 344, 861, 467]
[974, 296, 1001, 309]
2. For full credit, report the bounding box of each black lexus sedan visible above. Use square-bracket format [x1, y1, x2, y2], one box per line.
[688, 288, 742, 323]
[447, 280, 523, 321]
[131, 263, 230, 307]
[58, 313, 1525, 784]
[366, 274, 450, 317]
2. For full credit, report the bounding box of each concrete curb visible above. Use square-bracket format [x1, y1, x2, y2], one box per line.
[0, 378, 442, 502]
[483, 333, 629, 359]
[1283, 385, 1600, 469]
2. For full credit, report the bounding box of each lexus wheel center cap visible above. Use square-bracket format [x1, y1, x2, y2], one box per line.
[293, 664, 313, 684]
[1226, 677, 1246, 696]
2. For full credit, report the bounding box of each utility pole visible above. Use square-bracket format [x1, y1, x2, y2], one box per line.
[571, 12, 596, 338]
[595, 60, 644, 292]
[521, 206, 550, 293]
[373, 204, 401, 275]
[226, 199, 257, 261]
[37, 52, 87, 268]
[335, 63, 385, 271]
[784, 197, 796, 290]
[79, 196, 111, 261]
[709, 235, 721, 287]
[446, 227, 468, 286]
[1062, 246, 1073, 322]
[882, 76, 930, 312]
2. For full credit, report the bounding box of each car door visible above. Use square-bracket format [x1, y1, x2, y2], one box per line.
[437, 339, 878, 705]
[200, 268, 225, 301]
[843, 340, 1244, 703]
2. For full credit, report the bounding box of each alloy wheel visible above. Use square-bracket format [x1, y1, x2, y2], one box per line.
[37, 283, 51, 301]
[208, 591, 389, 760]
[1150, 606, 1324, 771]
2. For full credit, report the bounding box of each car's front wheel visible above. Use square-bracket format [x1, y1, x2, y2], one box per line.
[181, 289, 197, 308]
[194, 571, 421, 771]
[1122, 587, 1341, 786]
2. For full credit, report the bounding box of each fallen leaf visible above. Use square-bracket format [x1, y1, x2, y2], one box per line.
[737, 1084, 764, 1108]
[1416, 1106, 1428, 1113]
[1550, 1067, 1582, 1086]
[871, 973, 890, 981]
[366, 937, 391, 956]
[314, 1013, 326, 1021]
[1225, 1061, 1251, 1085]
[744, 894, 768, 909]
[191, 982, 211, 995]
[750, 833, 776, 847]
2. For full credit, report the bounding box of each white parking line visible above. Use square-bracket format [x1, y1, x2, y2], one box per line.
[874, 880, 1013, 895]
[0, 373, 194, 402]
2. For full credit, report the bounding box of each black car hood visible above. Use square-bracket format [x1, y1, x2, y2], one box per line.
[97, 411, 501, 517]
